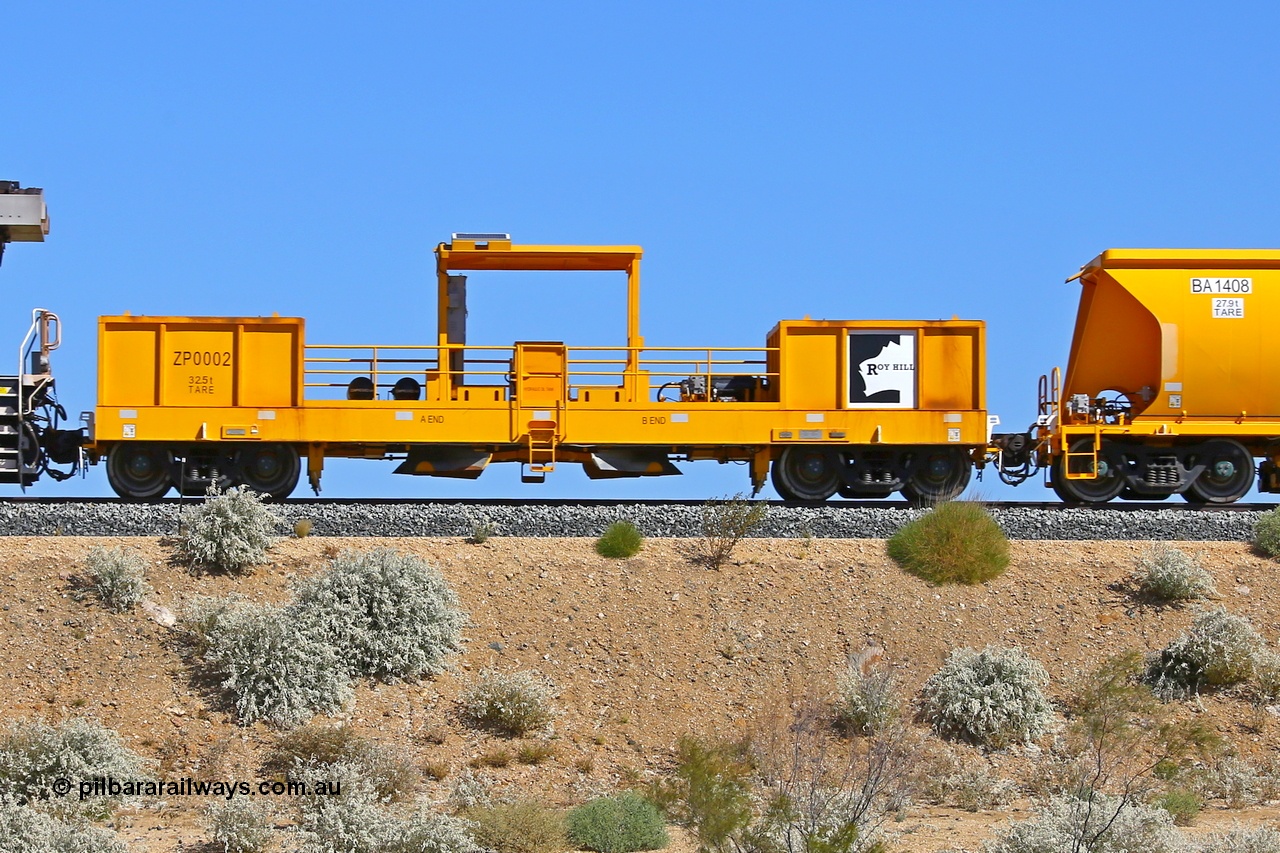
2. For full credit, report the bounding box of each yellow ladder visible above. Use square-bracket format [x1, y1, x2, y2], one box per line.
[522, 414, 559, 483]
[1063, 427, 1103, 480]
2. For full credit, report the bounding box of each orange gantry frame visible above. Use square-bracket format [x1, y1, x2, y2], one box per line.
[89, 236, 991, 501]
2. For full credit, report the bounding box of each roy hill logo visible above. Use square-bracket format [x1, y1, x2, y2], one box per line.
[848, 332, 916, 409]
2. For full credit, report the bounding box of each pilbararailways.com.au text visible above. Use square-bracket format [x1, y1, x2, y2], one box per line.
[54, 776, 341, 801]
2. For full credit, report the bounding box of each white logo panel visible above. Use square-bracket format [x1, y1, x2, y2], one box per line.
[847, 331, 917, 409]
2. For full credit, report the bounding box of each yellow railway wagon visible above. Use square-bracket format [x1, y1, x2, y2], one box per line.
[85, 236, 991, 502]
[1025, 249, 1280, 504]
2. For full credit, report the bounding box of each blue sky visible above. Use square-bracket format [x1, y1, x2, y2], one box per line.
[6, 2, 1279, 501]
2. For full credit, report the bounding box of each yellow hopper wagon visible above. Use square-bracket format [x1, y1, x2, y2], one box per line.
[15, 235, 994, 502]
[991, 249, 1280, 504]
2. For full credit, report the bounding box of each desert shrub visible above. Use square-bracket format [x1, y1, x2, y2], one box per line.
[920, 646, 1053, 748]
[1254, 508, 1280, 557]
[293, 762, 477, 853]
[469, 749, 512, 769]
[266, 724, 417, 802]
[1136, 545, 1216, 602]
[200, 601, 353, 726]
[468, 521, 497, 544]
[908, 741, 965, 806]
[0, 718, 147, 812]
[181, 594, 244, 655]
[1198, 755, 1280, 808]
[596, 521, 644, 559]
[1155, 787, 1201, 826]
[389, 807, 482, 853]
[85, 546, 150, 611]
[292, 548, 466, 682]
[179, 485, 281, 572]
[460, 669, 554, 737]
[646, 735, 754, 851]
[942, 762, 1019, 812]
[0, 798, 127, 853]
[517, 742, 555, 766]
[980, 792, 1182, 853]
[1044, 650, 1221, 832]
[1147, 607, 1265, 696]
[747, 696, 912, 853]
[207, 797, 274, 853]
[462, 800, 566, 853]
[698, 493, 767, 569]
[1196, 824, 1280, 853]
[887, 500, 1009, 585]
[295, 518, 314, 538]
[448, 768, 493, 811]
[568, 792, 668, 853]
[1252, 650, 1280, 701]
[462, 509, 499, 545]
[836, 666, 902, 735]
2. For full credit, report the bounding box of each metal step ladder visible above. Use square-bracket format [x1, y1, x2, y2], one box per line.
[0, 375, 33, 485]
[521, 416, 559, 484]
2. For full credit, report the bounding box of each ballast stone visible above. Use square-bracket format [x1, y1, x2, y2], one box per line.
[0, 501, 1267, 541]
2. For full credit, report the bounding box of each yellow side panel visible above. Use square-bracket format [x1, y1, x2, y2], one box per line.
[781, 328, 838, 409]
[918, 328, 979, 410]
[514, 343, 567, 407]
[1062, 274, 1163, 411]
[239, 326, 300, 407]
[1112, 268, 1280, 417]
[162, 329, 235, 407]
[100, 326, 158, 407]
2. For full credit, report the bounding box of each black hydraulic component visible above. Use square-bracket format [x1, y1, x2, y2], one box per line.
[347, 377, 375, 400]
[991, 430, 1040, 486]
[42, 428, 84, 466]
[391, 377, 422, 401]
[1261, 460, 1280, 494]
[678, 375, 763, 403]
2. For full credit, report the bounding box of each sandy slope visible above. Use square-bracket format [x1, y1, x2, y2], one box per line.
[2, 535, 1279, 850]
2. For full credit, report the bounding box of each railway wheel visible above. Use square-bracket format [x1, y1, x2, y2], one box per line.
[236, 444, 301, 499]
[1051, 439, 1125, 504]
[901, 448, 971, 506]
[771, 446, 841, 502]
[1184, 440, 1253, 504]
[106, 443, 173, 500]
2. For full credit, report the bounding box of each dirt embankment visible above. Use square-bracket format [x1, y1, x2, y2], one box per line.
[2, 536, 1280, 851]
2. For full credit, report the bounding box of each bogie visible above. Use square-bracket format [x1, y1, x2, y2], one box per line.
[1183, 440, 1254, 504]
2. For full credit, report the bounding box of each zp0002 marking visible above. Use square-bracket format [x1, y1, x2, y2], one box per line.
[172, 350, 232, 366]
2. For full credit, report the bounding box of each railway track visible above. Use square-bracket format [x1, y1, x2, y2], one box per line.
[0, 497, 1274, 540]
[0, 496, 1276, 511]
